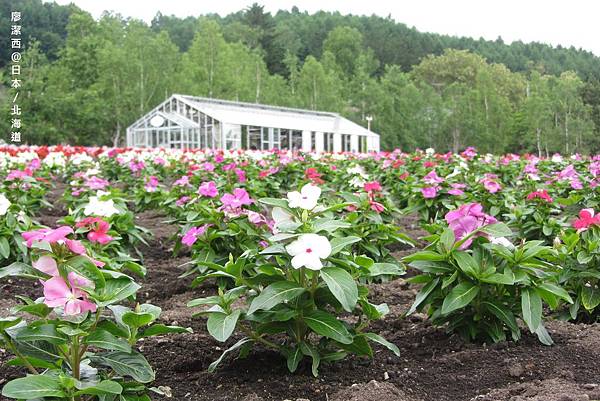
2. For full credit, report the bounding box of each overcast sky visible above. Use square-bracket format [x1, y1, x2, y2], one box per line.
[52, 0, 600, 56]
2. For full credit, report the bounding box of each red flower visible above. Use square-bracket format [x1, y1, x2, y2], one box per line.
[573, 209, 600, 231]
[364, 181, 382, 193]
[305, 168, 324, 184]
[76, 217, 113, 245]
[526, 189, 553, 203]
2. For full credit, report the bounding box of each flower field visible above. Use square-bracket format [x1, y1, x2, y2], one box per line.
[2, 145, 600, 401]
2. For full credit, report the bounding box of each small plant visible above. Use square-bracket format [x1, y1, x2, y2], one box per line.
[0, 225, 190, 400]
[405, 203, 572, 344]
[188, 183, 400, 376]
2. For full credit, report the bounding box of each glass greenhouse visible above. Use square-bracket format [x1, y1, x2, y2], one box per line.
[126, 94, 380, 152]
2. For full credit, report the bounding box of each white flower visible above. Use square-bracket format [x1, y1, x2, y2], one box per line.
[272, 207, 294, 234]
[349, 176, 365, 188]
[287, 184, 321, 210]
[0, 194, 11, 215]
[286, 234, 332, 270]
[490, 236, 514, 250]
[425, 148, 435, 156]
[84, 196, 119, 217]
[552, 154, 563, 163]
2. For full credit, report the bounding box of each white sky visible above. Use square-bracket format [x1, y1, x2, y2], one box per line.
[52, 0, 600, 56]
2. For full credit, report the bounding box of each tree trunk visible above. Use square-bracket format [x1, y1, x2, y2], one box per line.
[536, 127, 542, 158]
[113, 121, 121, 147]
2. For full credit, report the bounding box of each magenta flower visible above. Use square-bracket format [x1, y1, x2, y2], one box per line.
[85, 176, 110, 190]
[421, 186, 439, 199]
[182, 225, 209, 246]
[175, 196, 190, 207]
[42, 273, 96, 316]
[448, 183, 466, 196]
[174, 175, 190, 187]
[203, 162, 215, 172]
[482, 179, 501, 193]
[198, 181, 218, 198]
[220, 188, 253, 209]
[247, 211, 265, 225]
[445, 203, 497, 250]
[144, 176, 159, 192]
[22, 226, 73, 248]
[573, 209, 600, 231]
[423, 171, 444, 185]
[33, 255, 59, 276]
[235, 168, 247, 183]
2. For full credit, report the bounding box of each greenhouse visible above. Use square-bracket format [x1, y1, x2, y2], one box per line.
[126, 94, 380, 152]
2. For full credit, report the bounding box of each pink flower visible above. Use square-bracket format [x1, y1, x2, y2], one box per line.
[198, 181, 218, 198]
[22, 226, 74, 248]
[182, 225, 209, 246]
[42, 273, 97, 316]
[364, 181, 382, 193]
[220, 188, 253, 209]
[145, 176, 159, 192]
[370, 201, 385, 213]
[129, 161, 145, 173]
[423, 171, 444, 185]
[445, 203, 497, 250]
[482, 178, 501, 193]
[247, 211, 266, 225]
[526, 190, 553, 203]
[175, 196, 190, 207]
[85, 176, 110, 190]
[421, 186, 439, 199]
[174, 175, 190, 187]
[6, 169, 32, 181]
[154, 157, 166, 166]
[573, 209, 600, 231]
[448, 183, 466, 196]
[62, 240, 83, 256]
[33, 255, 59, 276]
[76, 218, 113, 245]
[203, 162, 215, 172]
[235, 168, 247, 183]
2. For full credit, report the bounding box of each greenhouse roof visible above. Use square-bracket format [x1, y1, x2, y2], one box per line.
[175, 94, 377, 137]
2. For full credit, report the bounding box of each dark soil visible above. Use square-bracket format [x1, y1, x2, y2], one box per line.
[2, 200, 600, 401]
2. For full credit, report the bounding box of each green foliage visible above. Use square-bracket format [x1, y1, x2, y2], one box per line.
[2, 1, 600, 153]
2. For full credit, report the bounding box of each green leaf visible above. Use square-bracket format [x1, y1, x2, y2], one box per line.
[440, 228, 455, 252]
[90, 351, 155, 383]
[303, 310, 352, 344]
[207, 310, 241, 342]
[363, 333, 400, 356]
[453, 251, 480, 278]
[408, 277, 439, 314]
[0, 236, 10, 259]
[140, 324, 192, 338]
[258, 198, 290, 209]
[313, 218, 351, 233]
[300, 342, 321, 377]
[286, 345, 303, 373]
[482, 301, 519, 337]
[521, 288, 542, 332]
[537, 283, 573, 304]
[0, 317, 22, 332]
[320, 267, 358, 312]
[16, 324, 68, 344]
[480, 272, 514, 285]
[368, 263, 402, 277]
[247, 281, 305, 315]
[441, 282, 479, 315]
[535, 324, 554, 345]
[96, 278, 141, 306]
[330, 236, 361, 256]
[187, 296, 221, 307]
[85, 330, 131, 352]
[403, 250, 446, 262]
[2, 375, 65, 399]
[74, 380, 123, 396]
[478, 223, 512, 238]
[122, 312, 155, 329]
[208, 338, 253, 373]
[0, 262, 43, 280]
[581, 286, 600, 311]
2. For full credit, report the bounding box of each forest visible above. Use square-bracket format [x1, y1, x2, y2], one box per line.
[2, 0, 600, 154]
